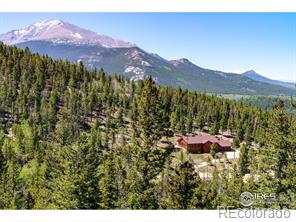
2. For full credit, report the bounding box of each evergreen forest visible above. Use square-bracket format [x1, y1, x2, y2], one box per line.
[0, 43, 295, 209]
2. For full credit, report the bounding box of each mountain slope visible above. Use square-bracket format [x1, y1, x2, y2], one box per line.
[169, 58, 296, 95]
[15, 40, 296, 96]
[242, 70, 295, 89]
[1, 19, 295, 96]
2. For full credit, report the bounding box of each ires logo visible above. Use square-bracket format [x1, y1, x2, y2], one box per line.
[219, 192, 292, 219]
[240, 192, 279, 207]
[240, 192, 254, 207]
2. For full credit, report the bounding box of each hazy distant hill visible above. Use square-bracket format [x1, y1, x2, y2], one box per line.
[242, 70, 295, 89]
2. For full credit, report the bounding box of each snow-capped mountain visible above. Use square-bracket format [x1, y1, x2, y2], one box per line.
[1, 19, 295, 96]
[0, 19, 135, 48]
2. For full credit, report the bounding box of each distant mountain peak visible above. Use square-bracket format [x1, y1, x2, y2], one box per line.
[243, 70, 259, 75]
[179, 58, 190, 63]
[2, 20, 295, 95]
[243, 70, 263, 77]
[0, 19, 136, 48]
[242, 70, 296, 89]
[33, 19, 65, 28]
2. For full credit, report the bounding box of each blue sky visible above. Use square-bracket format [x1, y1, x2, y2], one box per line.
[0, 13, 295, 82]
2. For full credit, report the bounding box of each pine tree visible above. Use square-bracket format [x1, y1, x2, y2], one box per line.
[232, 137, 240, 149]
[186, 113, 193, 134]
[244, 125, 253, 145]
[108, 76, 166, 209]
[97, 152, 118, 209]
[255, 100, 293, 208]
[210, 143, 218, 158]
[210, 121, 219, 135]
[238, 143, 249, 176]
[48, 145, 78, 209]
[160, 160, 202, 209]
[236, 120, 244, 141]
[196, 114, 205, 130]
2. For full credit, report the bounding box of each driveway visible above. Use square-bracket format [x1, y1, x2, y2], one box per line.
[225, 149, 240, 159]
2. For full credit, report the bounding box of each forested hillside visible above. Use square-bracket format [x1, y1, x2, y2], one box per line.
[239, 95, 296, 112]
[16, 40, 296, 96]
[0, 43, 295, 209]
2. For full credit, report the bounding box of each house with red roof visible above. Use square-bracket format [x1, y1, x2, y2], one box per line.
[177, 135, 231, 153]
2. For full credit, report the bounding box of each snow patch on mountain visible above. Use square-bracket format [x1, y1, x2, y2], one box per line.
[124, 66, 144, 75]
[124, 66, 145, 81]
[34, 19, 63, 28]
[141, 60, 152, 67]
[73, 32, 83, 39]
[125, 49, 145, 61]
